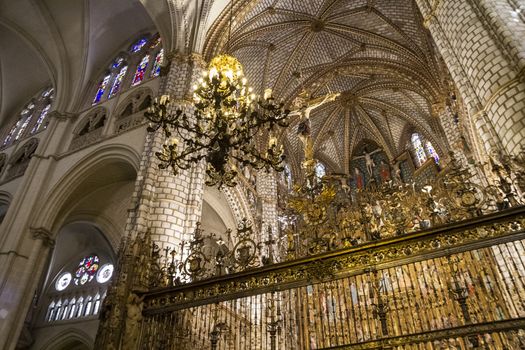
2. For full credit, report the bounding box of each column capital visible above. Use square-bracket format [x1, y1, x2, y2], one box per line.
[30, 227, 55, 247]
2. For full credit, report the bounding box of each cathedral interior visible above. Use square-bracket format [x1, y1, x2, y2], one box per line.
[0, 0, 524, 349]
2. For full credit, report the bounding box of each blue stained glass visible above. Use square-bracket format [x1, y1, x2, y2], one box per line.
[32, 104, 51, 133]
[131, 38, 147, 53]
[151, 49, 164, 78]
[14, 115, 32, 141]
[131, 55, 149, 86]
[411, 133, 427, 167]
[93, 74, 111, 104]
[42, 87, 54, 98]
[74, 255, 100, 285]
[425, 141, 440, 164]
[112, 57, 124, 69]
[3, 123, 19, 146]
[109, 66, 128, 98]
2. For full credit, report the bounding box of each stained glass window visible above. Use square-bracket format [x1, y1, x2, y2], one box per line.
[93, 74, 111, 104]
[151, 49, 164, 78]
[131, 55, 149, 86]
[411, 133, 427, 167]
[315, 162, 326, 179]
[31, 104, 51, 134]
[55, 272, 72, 291]
[74, 255, 100, 285]
[425, 141, 440, 164]
[96, 263, 114, 283]
[42, 87, 54, 98]
[14, 105, 35, 141]
[283, 163, 292, 189]
[131, 38, 147, 53]
[109, 66, 128, 98]
[112, 57, 124, 69]
[150, 36, 161, 48]
[3, 123, 20, 146]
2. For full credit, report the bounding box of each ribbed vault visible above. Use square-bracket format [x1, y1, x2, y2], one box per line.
[205, 0, 449, 174]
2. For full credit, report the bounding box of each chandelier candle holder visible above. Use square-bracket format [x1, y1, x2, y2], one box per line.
[145, 54, 290, 187]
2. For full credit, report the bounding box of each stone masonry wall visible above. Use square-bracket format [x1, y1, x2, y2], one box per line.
[416, 0, 525, 157]
[126, 54, 206, 256]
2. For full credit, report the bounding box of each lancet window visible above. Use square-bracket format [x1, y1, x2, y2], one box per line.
[91, 34, 163, 105]
[1, 87, 55, 147]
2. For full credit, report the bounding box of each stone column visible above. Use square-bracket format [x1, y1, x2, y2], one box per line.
[0, 112, 73, 350]
[126, 53, 207, 257]
[416, 0, 525, 157]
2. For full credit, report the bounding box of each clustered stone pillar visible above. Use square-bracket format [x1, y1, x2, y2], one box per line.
[128, 54, 207, 257]
[95, 54, 208, 350]
[416, 0, 525, 158]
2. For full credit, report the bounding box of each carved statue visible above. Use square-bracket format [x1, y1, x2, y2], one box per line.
[379, 159, 391, 183]
[290, 90, 340, 165]
[122, 293, 145, 349]
[353, 148, 382, 176]
[354, 167, 364, 189]
[290, 90, 340, 121]
[391, 160, 402, 184]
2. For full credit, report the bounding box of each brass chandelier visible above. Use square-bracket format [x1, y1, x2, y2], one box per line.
[145, 54, 290, 187]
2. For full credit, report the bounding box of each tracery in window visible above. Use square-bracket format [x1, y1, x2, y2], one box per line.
[31, 104, 51, 134]
[151, 49, 164, 77]
[93, 74, 111, 104]
[425, 141, 439, 164]
[14, 106, 35, 141]
[96, 263, 114, 283]
[411, 133, 427, 167]
[3, 123, 20, 146]
[131, 37, 147, 52]
[74, 255, 100, 285]
[112, 57, 124, 69]
[55, 272, 72, 291]
[1, 87, 56, 145]
[315, 162, 326, 179]
[90, 34, 162, 105]
[42, 87, 54, 98]
[150, 36, 161, 48]
[131, 55, 149, 86]
[108, 65, 128, 98]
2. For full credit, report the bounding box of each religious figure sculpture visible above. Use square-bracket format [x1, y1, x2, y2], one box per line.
[354, 167, 364, 189]
[122, 293, 145, 349]
[353, 148, 382, 176]
[391, 160, 403, 184]
[289, 90, 340, 174]
[379, 159, 391, 183]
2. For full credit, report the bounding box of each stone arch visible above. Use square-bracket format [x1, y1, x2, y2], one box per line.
[39, 328, 92, 350]
[202, 186, 237, 235]
[5, 138, 38, 180]
[116, 87, 153, 118]
[31, 144, 140, 246]
[114, 87, 152, 134]
[0, 190, 11, 226]
[70, 107, 108, 151]
[0, 153, 7, 175]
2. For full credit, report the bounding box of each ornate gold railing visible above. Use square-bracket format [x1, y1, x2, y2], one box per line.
[94, 152, 525, 349]
[127, 207, 525, 349]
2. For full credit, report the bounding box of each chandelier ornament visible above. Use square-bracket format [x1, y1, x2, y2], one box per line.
[145, 54, 290, 187]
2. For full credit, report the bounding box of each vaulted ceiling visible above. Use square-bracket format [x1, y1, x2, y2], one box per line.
[205, 0, 450, 174]
[0, 0, 451, 175]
